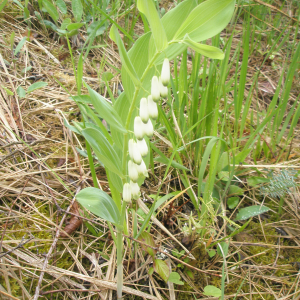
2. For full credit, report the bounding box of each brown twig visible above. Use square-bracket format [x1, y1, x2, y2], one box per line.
[0, 236, 35, 258]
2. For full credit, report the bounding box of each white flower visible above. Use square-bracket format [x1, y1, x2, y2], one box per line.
[134, 116, 144, 140]
[136, 159, 148, 177]
[130, 180, 140, 200]
[123, 183, 131, 203]
[161, 58, 170, 86]
[139, 97, 149, 123]
[148, 95, 158, 119]
[137, 138, 148, 157]
[128, 160, 138, 182]
[128, 139, 142, 165]
[143, 119, 153, 137]
[159, 77, 168, 98]
[151, 76, 160, 102]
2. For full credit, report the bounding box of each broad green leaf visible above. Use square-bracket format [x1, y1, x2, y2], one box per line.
[27, 81, 48, 93]
[203, 285, 222, 297]
[161, 0, 196, 41]
[71, 95, 91, 104]
[168, 272, 184, 285]
[154, 259, 169, 282]
[207, 249, 216, 257]
[138, 231, 157, 257]
[60, 18, 71, 30]
[109, 24, 140, 86]
[235, 205, 270, 221]
[67, 22, 84, 31]
[228, 185, 244, 196]
[16, 86, 26, 98]
[82, 127, 125, 178]
[14, 37, 27, 56]
[56, 0, 67, 14]
[227, 197, 239, 209]
[12, 0, 23, 9]
[72, 0, 83, 22]
[174, 0, 235, 42]
[180, 34, 225, 59]
[43, 20, 58, 31]
[87, 85, 127, 133]
[137, 0, 168, 51]
[0, 0, 8, 12]
[76, 187, 121, 225]
[43, 0, 59, 22]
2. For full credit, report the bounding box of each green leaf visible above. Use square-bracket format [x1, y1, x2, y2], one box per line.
[247, 176, 270, 187]
[138, 231, 157, 257]
[174, 0, 235, 42]
[168, 272, 184, 285]
[56, 0, 67, 14]
[16, 86, 26, 98]
[43, 20, 58, 31]
[217, 241, 229, 256]
[161, 0, 196, 41]
[76, 187, 121, 225]
[180, 34, 225, 59]
[67, 22, 84, 31]
[43, 0, 59, 22]
[207, 249, 216, 258]
[154, 259, 169, 282]
[235, 205, 270, 221]
[203, 285, 222, 297]
[82, 127, 125, 178]
[60, 18, 71, 30]
[109, 24, 140, 86]
[154, 156, 189, 171]
[72, 0, 83, 22]
[228, 185, 244, 196]
[14, 37, 27, 56]
[27, 81, 48, 93]
[0, 0, 8, 13]
[137, 0, 168, 51]
[86, 86, 127, 133]
[227, 197, 239, 209]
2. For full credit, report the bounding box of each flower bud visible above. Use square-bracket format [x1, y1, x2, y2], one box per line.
[139, 97, 149, 123]
[148, 95, 158, 120]
[143, 119, 153, 137]
[151, 76, 160, 102]
[159, 77, 168, 98]
[136, 159, 148, 177]
[161, 58, 170, 86]
[128, 139, 142, 165]
[134, 116, 144, 140]
[128, 160, 139, 182]
[137, 138, 148, 157]
[130, 180, 140, 200]
[123, 183, 131, 203]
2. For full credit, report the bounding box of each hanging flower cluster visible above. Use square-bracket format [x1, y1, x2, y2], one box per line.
[122, 58, 170, 203]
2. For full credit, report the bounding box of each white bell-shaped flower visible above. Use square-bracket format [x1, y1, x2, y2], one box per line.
[139, 97, 149, 123]
[151, 76, 160, 102]
[136, 159, 148, 177]
[122, 183, 131, 203]
[130, 180, 140, 200]
[128, 160, 138, 182]
[134, 116, 144, 140]
[161, 58, 170, 86]
[148, 95, 158, 120]
[137, 138, 148, 157]
[128, 139, 142, 165]
[143, 119, 153, 137]
[159, 77, 168, 98]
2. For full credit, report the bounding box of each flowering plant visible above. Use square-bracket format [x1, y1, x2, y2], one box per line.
[69, 0, 235, 298]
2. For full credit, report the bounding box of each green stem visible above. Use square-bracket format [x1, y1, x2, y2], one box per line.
[86, 141, 99, 189]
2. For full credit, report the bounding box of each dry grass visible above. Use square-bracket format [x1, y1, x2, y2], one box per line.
[0, 0, 300, 299]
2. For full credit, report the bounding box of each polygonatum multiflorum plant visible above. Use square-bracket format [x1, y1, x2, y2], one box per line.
[67, 0, 236, 298]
